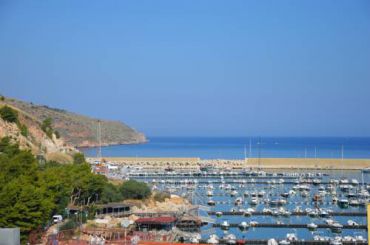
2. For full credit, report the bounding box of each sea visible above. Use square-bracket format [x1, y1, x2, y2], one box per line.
[81, 137, 370, 159]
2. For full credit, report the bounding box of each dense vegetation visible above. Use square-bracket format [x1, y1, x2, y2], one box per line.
[0, 137, 151, 242]
[120, 180, 151, 200]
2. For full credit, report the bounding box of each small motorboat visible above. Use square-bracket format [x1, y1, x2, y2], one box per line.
[330, 222, 343, 233]
[221, 220, 230, 230]
[338, 199, 349, 208]
[347, 220, 359, 226]
[207, 200, 216, 206]
[307, 223, 318, 230]
[207, 234, 219, 244]
[238, 221, 249, 230]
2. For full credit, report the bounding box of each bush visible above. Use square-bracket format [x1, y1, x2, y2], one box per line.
[54, 130, 60, 139]
[0, 106, 18, 123]
[0, 96, 4, 101]
[59, 219, 78, 231]
[153, 191, 171, 202]
[19, 124, 28, 137]
[120, 180, 151, 200]
[73, 152, 86, 164]
[41, 117, 53, 138]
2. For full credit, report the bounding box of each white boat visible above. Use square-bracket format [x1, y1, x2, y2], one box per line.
[329, 238, 342, 245]
[249, 220, 259, 226]
[349, 199, 359, 206]
[338, 199, 349, 208]
[286, 233, 297, 241]
[207, 200, 216, 206]
[249, 197, 258, 205]
[330, 222, 343, 232]
[279, 240, 290, 245]
[307, 223, 318, 230]
[234, 197, 243, 205]
[220, 220, 230, 230]
[313, 179, 321, 185]
[230, 190, 238, 197]
[238, 221, 249, 230]
[190, 234, 201, 244]
[347, 220, 359, 226]
[258, 191, 266, 197]
[223, 234, 236, 244]
[207, 234, 219, 244]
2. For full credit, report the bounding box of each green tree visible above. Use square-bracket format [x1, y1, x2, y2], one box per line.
[100, 183, 122, 203]
[119, 180, 151, 200]
[0, 105, 18, 123]
[73, 152, 86, 164]
[0, 137, 130, 242]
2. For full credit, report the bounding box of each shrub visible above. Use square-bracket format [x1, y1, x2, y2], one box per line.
[0, 106, 18, 123]
[54, 130, 60, 139]
[153, 191, 171, 202]
[59, 219, 78, 231]
[120, 180, 151, 200]
[73, 152, 86, 164]
[41, 117, 53, 138]
[19, 124, 28, 137]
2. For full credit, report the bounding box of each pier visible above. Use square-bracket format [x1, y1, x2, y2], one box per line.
[207, 211, 367, 217]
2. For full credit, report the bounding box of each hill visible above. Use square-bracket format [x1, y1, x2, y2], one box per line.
[1, 96, 146, 148]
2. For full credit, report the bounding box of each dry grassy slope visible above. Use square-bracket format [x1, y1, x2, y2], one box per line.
[4, 97, 146, 147]
[0, 100, 75, 163]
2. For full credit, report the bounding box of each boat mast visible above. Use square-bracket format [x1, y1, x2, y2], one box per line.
[341, 144, 344, 178]
[249, 137, 252, 158]
[304, 147, 307, 159]
[97, 120, 102, 160]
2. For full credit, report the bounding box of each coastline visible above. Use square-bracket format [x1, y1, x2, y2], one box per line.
[88, 156, 370, 170]
[77, 139, 148, 148]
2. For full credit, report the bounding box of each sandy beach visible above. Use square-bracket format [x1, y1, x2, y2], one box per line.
[88, 156, 370, 170]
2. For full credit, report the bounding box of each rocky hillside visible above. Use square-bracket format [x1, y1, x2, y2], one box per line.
[0, 100, 76, 162]
[2, 97, 146, 147]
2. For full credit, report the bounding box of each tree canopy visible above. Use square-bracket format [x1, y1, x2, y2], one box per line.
[0, 137, 151, 243]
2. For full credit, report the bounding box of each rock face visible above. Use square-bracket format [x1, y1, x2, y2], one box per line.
[4, 97, 147, 147]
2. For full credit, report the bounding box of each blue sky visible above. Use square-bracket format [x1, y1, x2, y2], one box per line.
[0, 0, 370, 137]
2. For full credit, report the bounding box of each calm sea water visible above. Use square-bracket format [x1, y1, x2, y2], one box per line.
[81, 137, 370, 159]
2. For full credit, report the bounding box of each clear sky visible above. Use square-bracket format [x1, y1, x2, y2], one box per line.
[0, 0, 370, 137]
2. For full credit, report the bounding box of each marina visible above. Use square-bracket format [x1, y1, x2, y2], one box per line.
[120, 167, 369, 244]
